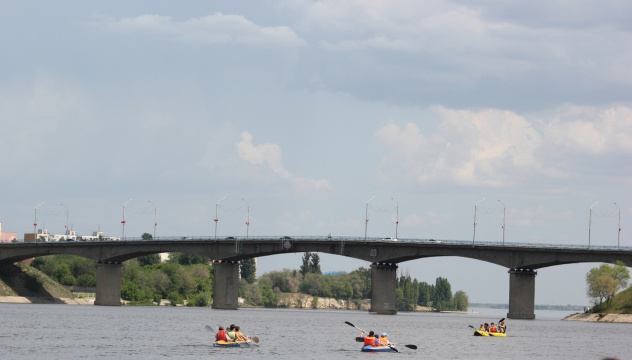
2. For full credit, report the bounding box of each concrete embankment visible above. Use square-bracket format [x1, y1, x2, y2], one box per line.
[564, 312, 632, 323]
[0, 296, 95, 305]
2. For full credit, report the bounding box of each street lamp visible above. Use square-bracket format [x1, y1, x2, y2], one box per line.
[472, 198, 485, 245]
[122, 198, 132, 240]
[214, 196, 226, 239]
[589, 201, 599, 249]
[365, 196, 375, 240]
[148, 200, 157, 240]
[60, 203, 69, 235]
[391, 197, 399, 240]
[498, 200, 506, 245]
[34, 202, 45, 239]
[614, 202, 621, 249]
[242, 198, 250, 239]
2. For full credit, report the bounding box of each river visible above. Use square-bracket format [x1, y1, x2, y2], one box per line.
[0, 304, 627, 359]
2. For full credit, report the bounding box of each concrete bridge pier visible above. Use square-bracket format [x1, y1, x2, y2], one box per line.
[212, 260, 240, 310]
[507, 268, 537, 319]
[94, 262, 122, 306]
[369, 262, 398, 315]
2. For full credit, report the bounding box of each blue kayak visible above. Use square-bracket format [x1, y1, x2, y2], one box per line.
[361, 345, 394, 352]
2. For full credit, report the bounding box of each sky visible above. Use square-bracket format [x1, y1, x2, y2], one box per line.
[1, 0, 631, 306]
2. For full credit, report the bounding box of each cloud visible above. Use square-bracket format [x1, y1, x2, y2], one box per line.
[98, 13, 307, 47]
[375, 105, 632, 188]
[237, 131, 330, 191]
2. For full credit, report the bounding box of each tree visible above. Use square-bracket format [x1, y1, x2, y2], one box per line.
[586, 261, 630, 307]
[300, 252, 312, 277]
[453, 290, 469, 311]
[138, 254, 161, 266]
[309, 253, 322, 275]
[141, 232, 152, 240]
[241, 258, 256, 284]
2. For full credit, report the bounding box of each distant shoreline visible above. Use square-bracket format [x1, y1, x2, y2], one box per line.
[0, 296, 94, 305]
[563, 312, 632, 323]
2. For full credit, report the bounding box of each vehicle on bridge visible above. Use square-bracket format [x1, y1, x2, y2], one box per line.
[381, 237, 397, 241]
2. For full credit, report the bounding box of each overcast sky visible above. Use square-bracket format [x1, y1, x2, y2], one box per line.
[1, 1, 631, 306]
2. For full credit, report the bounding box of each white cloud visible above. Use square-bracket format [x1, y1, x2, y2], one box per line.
[376, 105, 632, 188]
[98, 13, 307, 47]
[237, 131, 330, 191]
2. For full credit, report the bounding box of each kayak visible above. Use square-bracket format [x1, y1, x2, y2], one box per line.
[213, 340, 253, 347]
[361, 345, 395, 352]
[474, 330, 506, 337]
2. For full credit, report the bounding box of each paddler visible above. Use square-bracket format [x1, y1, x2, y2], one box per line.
[378, 333, 392, 346]
[489, 323, 498, 332]
[215, 326, 228, 342]
[499, 320, 506, 333]
[234, 326, 249, 342]
[360, 330, 379, 346]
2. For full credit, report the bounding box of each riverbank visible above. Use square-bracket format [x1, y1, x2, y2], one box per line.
[563, 312, 632, 323]
[0, 296, 95, 305]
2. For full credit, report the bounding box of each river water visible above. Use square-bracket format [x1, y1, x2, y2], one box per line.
[0, 304, 627, 360]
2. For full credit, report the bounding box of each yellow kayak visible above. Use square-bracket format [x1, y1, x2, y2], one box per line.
[213, 340, 253, 347]
[474, 330, 506, 337]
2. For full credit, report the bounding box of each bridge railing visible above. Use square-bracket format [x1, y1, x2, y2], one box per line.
[6, 235, 629, 251]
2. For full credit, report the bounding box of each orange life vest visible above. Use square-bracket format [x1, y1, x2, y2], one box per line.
[379, 336, 388, 345]
[363, 336, 376, 346]
[490, 325, 497, 332]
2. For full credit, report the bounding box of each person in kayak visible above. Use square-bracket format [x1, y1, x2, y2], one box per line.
[483, 323, 490, 332]
[226, 324, 237, 341]
[234, 326, 249, 342]
[489, 323, 498, 332]
[499, 320, 506, 333]
[478, 324, 485, 331]
[216, 326, 229, 342]
[360, 330, 379, 346]
[379, 333, 392, 346]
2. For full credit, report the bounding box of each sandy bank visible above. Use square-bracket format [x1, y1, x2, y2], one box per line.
[0, 296, 94, 305]
[564, 312, 632, 323]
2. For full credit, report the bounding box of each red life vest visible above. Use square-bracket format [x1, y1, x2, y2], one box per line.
[490, 325, 497, 332]
[363, 336, 376, 346]
[216, 330, 227, 341]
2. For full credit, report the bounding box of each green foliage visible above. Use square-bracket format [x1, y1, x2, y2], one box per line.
[141, 232, 153, 240]
[454, 290, 469, 311]
[137, 254, 161, 266]
[586, 261, 630, 307]
[312, 295, 319, 309]
[260, 283, 277, 307]
[167, 253, 209, 265]
[300, 252, 322, 277]
[240, 258, 256, 284]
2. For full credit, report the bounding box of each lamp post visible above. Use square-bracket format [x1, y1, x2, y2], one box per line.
[242, 198, 250, 239]
[60, 203, 69, 235]
[214, 196, 226, 239]
[391, 197, 399, 240]
[148, 200, 157, 240]
[589, 201, 599, 249]
[472, 198, 485, 245]
[498, 200, 506, 245]
[365, 196, 375, 240]
[614, 202, 621, 249]
[122, 198, 132, 240]
[34, 202, 45, 239]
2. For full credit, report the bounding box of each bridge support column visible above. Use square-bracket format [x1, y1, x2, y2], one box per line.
[369, 262, 398, 315]
[507, 269, 537, 319]
[212, 260, 240, 310]
[94, 262, 122, 306]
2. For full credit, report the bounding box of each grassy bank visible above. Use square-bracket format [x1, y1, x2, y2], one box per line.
[0, 262, 75, 299]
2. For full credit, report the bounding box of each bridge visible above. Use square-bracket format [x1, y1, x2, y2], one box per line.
[1, 236, 631, 319]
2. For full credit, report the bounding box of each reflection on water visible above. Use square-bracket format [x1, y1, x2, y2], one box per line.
[0, 304, 626, 360]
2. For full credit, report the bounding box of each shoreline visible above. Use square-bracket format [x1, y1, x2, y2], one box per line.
[563, 312, 632, 323]
[0, 296, 95, 305]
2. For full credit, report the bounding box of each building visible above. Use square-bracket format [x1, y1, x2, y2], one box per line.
[23, 229, 120, 242]
[0, 222, 18, 243]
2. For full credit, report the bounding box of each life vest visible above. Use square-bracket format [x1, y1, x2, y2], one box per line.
[490, 325, 497, 332]
[379, 336, 388, 345]
[363, 336, 376, 346]
[216, 330, 227, 341]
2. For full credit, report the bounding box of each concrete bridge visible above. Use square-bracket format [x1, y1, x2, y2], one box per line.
[1, 236, 631, 319]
